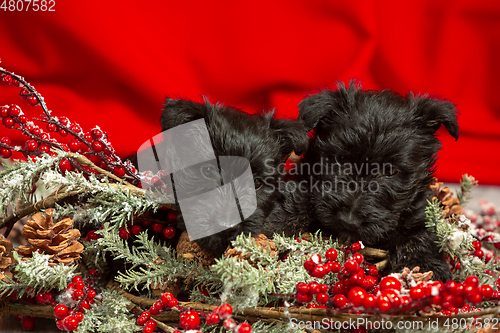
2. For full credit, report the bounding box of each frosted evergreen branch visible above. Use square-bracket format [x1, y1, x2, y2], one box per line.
[425, 198, 444, 232]
[457, 174, 478, 206]
[75, 288, 140, 333]
[0, 251, 76, 297]
[97, 224, 202, 291]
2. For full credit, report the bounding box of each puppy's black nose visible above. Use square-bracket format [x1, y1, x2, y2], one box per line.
[336, 210, 362, 229]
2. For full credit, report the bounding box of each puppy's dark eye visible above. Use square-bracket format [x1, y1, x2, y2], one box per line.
[200, 165, 219, 180]
[254, 178, 263, 189]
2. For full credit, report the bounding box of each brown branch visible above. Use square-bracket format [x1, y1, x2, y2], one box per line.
[66, 153, 133, 186]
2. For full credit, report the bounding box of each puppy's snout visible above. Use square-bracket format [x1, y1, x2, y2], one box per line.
[337, 210, 363, 229]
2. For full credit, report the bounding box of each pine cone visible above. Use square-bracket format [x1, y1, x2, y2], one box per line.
[429, 178, 463, 218]
[396, 266, 434, 290]
[0, 234, 14, 281]
[15, 209, 83, 266]
[176, 231, 216, 266]
[224, 234, 278, 267]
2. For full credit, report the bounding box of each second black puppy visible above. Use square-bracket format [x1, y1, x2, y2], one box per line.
[158, 98, 311, 255]
[298, 82, 458, 281]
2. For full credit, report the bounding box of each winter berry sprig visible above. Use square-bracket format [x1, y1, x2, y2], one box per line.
[295, 241, 500, 316]
[53, 275, 98, 332]
[0, 66, 139, 183]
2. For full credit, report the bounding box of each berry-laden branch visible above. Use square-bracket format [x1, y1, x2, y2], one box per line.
[0, 67, 140, 183]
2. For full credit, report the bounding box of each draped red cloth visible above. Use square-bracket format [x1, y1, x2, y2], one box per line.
[0, 0, 499, 184]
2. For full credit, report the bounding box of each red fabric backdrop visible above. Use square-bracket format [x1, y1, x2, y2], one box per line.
[0, 0, 499, 184]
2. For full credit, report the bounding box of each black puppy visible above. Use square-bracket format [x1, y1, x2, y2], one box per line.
[298, 82, 458, 281]
[153, 98, 311, 255]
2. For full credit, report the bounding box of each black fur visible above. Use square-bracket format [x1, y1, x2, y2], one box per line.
[160, 98, 311, 255]
[298, 81, 458, 281]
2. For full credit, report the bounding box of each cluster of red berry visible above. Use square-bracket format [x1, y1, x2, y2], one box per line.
[0, 69, 137, 183]
[296, 242, 499, 315]
[53, 275, 98, 332]
[118, 211, 178, 240]
[136, 293, 251, 333]
[466, 200, 500, 253]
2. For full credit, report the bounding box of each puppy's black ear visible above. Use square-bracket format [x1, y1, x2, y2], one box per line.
[411, 95, 459, 140]
[269, 117, 310, 156]
[161, 97, 208, 131]
[298, 81, 361, 132]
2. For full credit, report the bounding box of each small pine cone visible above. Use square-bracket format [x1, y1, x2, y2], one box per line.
[151, 278, 183, 297]
[224, 234, 278, 267]
[429, 178, 463, 218]
[176, 231, 216, 266]
[397, 266, 433, 290]
[15, 209, 83, 266]
[0, 234, 15, 281]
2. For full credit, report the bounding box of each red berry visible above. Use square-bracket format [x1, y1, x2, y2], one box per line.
[87, 289, 97, 299]
[480, 284, 494, 299]
[308, 282, 321, 294]
[91, 140, 104, 152]
[59, 129, 68, 137]
[46, 123, 57, 132]
[91, 128, 103, 139]
[2, 74, 12, 85]
[309, 253, 322, 264]
[72, 275, 83, 283]
[167, 210, 178, 221]
[1, 148, 12, 159]
[467, 292, 483, 304]
[218, 303, 233, 318]
[296, 282, 309, 294]
[154, 300, 164, 312]
[36, 292, 45, 304]
[352, 253, 364, 264]
[430, 295, 443, 305]
[0, 106, 8, 118]
[303, 260, 315, 271]
[296, 292, 313, 303]
[472, 240, 481, 250]
[142, 326, 154, 333]
[68, 139, 81, 152]
[74, 281, 85, 290]
[351, 242, 362, 252]
[43, 292, 54, 304]
[86, 230, 100, 241]
[149, 305, 160, 316]
[462, 284, 476, 297]
[58, 158, 73, 174]
[380, 276, 402, 292]
[72, 289, 84, 301]
[131, 225, 142, 235]
[62, 316, 79, 330]
[1, 137, 11, 145]
[363, 294, 376, 308]
[25, 139, 38, 152]
[237, 322, 252, 333]
[325, 248, 338, 261]
[316, 292, 329, 304]
[18, 115, 27, 124]
[179, 310, 201, 330]
[332, 294, 348, 308]
[56, 319, 65, 330]
[344, 259, 359, 273]
[311, 264, 327, 278]
[152, 223, 163, 233]
[206, 313, 220, 325]
[223, 318, 236, 330]
[119, 227, 130, 240]
[409, 284, 426, 300]
[474, 249, 484, 259]
[74, 312, 84, 322]
[8, 105, 21, 117]
[361, 275, 377, 290]
[27, 96, 38, 106]
[328, 261, 341, 273]
[21, 316, 35, 330]
[348, 287, 367, 307]
[114, 167, 126, 177]
[137, 313, 150, 326]
[53, 304, 69, 319]
[2, 117, 14, 128]
[331, 281, 349, 295]
[39, 144, 50, 153]
[379, 289, 401, 308]
[377, 299, 392, 312]
[163, 226, 176, 239]
[19, 87, 31, 98]
[145, 319, 157, 330]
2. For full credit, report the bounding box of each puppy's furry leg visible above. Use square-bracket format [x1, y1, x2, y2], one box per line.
[390, 230, 451, 281]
